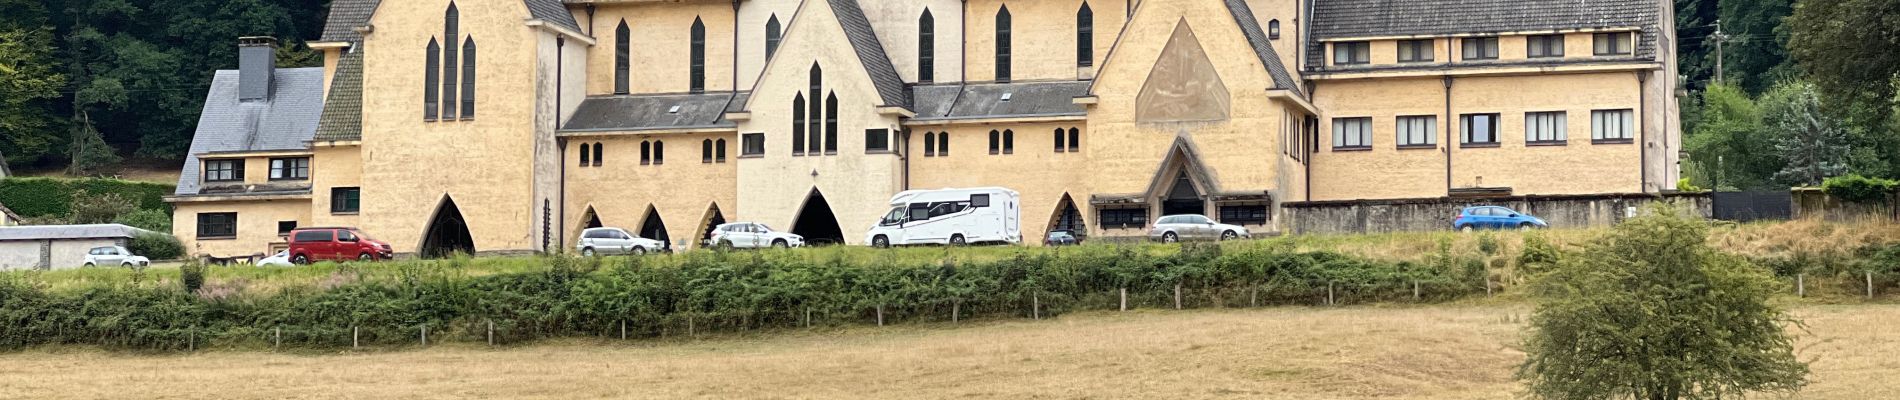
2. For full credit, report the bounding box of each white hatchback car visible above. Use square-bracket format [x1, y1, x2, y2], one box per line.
[576, 227, 668, 256]
[708, 222, 804, 249]
[257, 250, 295, 267]
[83, 245, 150, 267]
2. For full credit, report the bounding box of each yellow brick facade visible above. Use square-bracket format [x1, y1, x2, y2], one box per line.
[170, 0, 1676, 256]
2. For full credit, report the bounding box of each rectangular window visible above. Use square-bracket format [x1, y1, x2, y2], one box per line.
[1591, 109, 1636, 142]
[277, 221, 298, 235]
[1593, 32, 1632, 56]
[1525, 111, 1568, 144]
[1527, 34, 1565, 58]
[1397, 39, 1434, 63]
[1460, 113, 1501, 146]
[1396, 115, 1437, 147]
[269, 157, 309, 180]
[864, 129, 890, 152]
[1331, 117, 1372, 149]
[1333, 41, 1371, 65]
[742, 133, 766, 156]
[1218, 204, 1269, 225]
[196, 212, 236, 239]
[204, 159, 244, 182]
[1461, 37, 1499, 60]
[971, 194, 991, 207]
[331, 187, 361, 214]
[1098, 208, 1148, 229]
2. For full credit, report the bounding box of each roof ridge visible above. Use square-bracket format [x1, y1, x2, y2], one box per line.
[826, 0, 911, 109]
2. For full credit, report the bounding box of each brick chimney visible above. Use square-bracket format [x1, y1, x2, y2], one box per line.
[238, 37, 277, 102]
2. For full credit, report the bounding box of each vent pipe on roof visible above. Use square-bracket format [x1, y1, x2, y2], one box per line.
[238, 37, 278, 102]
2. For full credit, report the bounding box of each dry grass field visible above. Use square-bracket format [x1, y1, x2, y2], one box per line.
[1, 303, 1895, 400]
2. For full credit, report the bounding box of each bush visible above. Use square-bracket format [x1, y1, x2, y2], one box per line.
[1822, 174, 1898, 203]
[67, 190, 136, 224]
[129, 232, 185, 261]
[0, 177, 173, 218]
[1677, 177, 1706, 193]
[114, 209, 172, 232]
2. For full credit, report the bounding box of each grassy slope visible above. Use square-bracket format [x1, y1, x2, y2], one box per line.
[0, 304, 1890, 399]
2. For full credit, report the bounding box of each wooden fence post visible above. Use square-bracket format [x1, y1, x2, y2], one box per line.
[1413, 281, 1421, 300]
[876, 304, 885, 327]
[188, 327, 195, 352]
[1119, 288, 1128, 312]
[1250, 287, 1258, 307]
[1032, 293, 1041, 320]
[804, 307, 812, 328]
[1484, 276, 1492, 296]
[1326, 282, 1335, 306]
[487, 320, 494, 346]
[1797, 274, 1806, 297]
[1173, 284, 1183, 310]
[352, 326, 359, 349]
[273, 327, 280, 349]
[620, 320, 627, 340]
[688, 315, 696, 336]
[420, 325, 428, 346]
[952, 300, 961, 324]
[1869, 272, 1876, 299]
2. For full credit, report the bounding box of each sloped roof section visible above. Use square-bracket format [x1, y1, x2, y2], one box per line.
[1223, 0, 1302, 97]
[0, 224, 152, 241]
[175, 68, 327, 196]
[314, 49, 364, 142]
[561, 92, 749, 133]
[911, 81, 1090, 121]
[1305, 0, 1660, 70]
[526, 0, 582, 33]
[319, 0, 380, 43]
[827, 0, 910, 109]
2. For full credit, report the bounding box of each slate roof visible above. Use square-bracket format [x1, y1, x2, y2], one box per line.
[314, 49, 364, 142]
[911, 81, 1090, 121]
[175, 68, 327, 196]
[318, 0, 380, 43]
[1223, 0, 1302, 97]
[1305, 0, 1661, 70]
[560, 92, 751, 133]
[827, 0, 911, 109]
[0, 224, 152, 241]
[526, 0, 582, 33]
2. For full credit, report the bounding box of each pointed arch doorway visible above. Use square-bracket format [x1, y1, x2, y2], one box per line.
[1048, 193, 1086, 235]
[637, 205, 670, 247]
[790, 189, 845, 246]
[573, 206, 604, 243]
[697, 203, 728, 245]
[1161, 171, 1205, 217]
[420, 195, 476, 258]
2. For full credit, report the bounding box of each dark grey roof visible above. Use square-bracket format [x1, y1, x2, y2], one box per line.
[827, 0, 910, 109]
[560, 92, 750, 133]
[911, 81, 1090, 121]
[1305, 0, 1660, 70]
[319, 0, 380, 43]
[1223, 0, 1302, 97]
[314, 49, 364, 142]
[526, 0, 582, 33]
[0, 202, 18, 223]
[0, 224, 152, 241]
[175, 68, 327, 196]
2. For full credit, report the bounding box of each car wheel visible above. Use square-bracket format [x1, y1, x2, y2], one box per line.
[1221, 230, 1238, 241]
[873, 235, 890, 248]
[83, 262, 95, 267]
[1162, 232, 1178, 243]
[122, 262, 134, 267]
[359, 253, 374, 262]
[1459, 225, 1474, 233]
[632, 246, 647, 255]
[949, 234, 966, 246]
[581, 247, 597, 257]
[773, 240, 789, 248]
[292, 254, 309, 265]
[1518, 222, 1534, 231]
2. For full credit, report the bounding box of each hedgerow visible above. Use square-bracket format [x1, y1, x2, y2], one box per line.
[0, 244, 1493, 351]
[0, 177, 173, 218]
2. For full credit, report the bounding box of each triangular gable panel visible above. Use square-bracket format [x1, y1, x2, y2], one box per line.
[1136, 19, 1230, 123]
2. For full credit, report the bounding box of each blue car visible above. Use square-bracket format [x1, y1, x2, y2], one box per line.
[1453, 206, 1548, 231]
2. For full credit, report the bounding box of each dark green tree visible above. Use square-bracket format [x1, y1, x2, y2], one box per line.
[1786, 0, 1900, 178]
[1684, 84, 1780, 189]
[0, 0, 65, 169]
[1714, 0, 1796, 94]
[1760, 81, 1850, 186]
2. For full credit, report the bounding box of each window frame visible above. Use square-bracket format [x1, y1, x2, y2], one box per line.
[741, 133, 766, 157]
[1593, 32, 1632, 56]
[615, 20, 631, 95]
[1331, 117, 1373, 150]
[1527, 34, 1565, 58]
[277, 221, 298, 236]
[1396, 115, 1438, 148]
[864, 128, 891, 153]
[268, 157, 309, 180]
[765, 15, 783, 59]
[1461, 37, 1499, 60]
[331, 187, 362, 214]
[1590, 109, 1636, 143]
[690, 17, 706, 93]
[1524, 111, 1569, 145]
[1097, 207, 1149, 229]
[1076, 2, 1094, 68]
[918, 10, 934, 83]
[1459, 113, 1502, 147]
[196, 212, 237, 239]
[1218, 204, 1269, 225]
[995, 5, 1012, 82]
[924, 132, 937, 156]
[1397, 39, 1434, 63]
[204, 159, 244, 182]
[1333, 41, 1371, 65]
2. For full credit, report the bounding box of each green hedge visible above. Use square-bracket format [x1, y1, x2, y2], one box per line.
[1822, 174, 1899, 203]
[0, 177, 174, 218]
[0, 244, 1489, 351]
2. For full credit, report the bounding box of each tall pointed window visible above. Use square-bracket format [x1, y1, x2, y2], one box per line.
[461, 38, 476, 118]
[425, 38, 440, 120]
[442, 3, 460, 119]
[615, 20, 630, 95]
[1076, 2, 1093, 67]
[1067, 128, 1080, 152]
[765, 15, 782, 59]
[938, 131, 950, 155]
[1054, 128, 1066, 152]
[808, 64, 823, 153]
[579, 142, 591, 166]
[592, 143, 603, 166]
[702, 139, 714, 163]
[995, 6, 1012, 82]
[654, 141, 665, 164]
[715, 138, 727, 162]
[989, 130, 1000, 154]
[792, 94, 806, 155]
[641, 141, 652, 165]
[824, 93, 839, 153]
[1003, 129, 1014, 154]
[924, 132, 937, 156]
[919, 10, 935, 83]
[690, 17, 706, 93]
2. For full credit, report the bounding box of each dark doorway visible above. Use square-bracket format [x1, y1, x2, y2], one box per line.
[584, 209, 604, 229]
[1049, 193, 1085, 234]
[699, 204, 727, 243]
[791, 189, 845, 245]
[420, 196, 476, 258]
[1161, 172, 1204, 216]
[638, 206, 670, 245]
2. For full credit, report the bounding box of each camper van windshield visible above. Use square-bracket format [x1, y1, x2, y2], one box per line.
[881, 207, 906, 226]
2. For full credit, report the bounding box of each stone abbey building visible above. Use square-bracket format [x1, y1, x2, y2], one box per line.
[168, 0, 1679, 258]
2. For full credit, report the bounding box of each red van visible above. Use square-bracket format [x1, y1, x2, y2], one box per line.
[287, 227, 393, 264]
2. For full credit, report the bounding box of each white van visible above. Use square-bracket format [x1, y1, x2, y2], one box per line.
[866, 187, 1021, 247]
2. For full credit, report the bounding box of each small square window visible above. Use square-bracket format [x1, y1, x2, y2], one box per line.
[1331, 117, 1372, 150]
[864, 128, 890, 152]
[277, 221, 298, 235]
[331, 187, 361, 214]
[1460, 113, 1501, 146]
[741, 133, 766, 156]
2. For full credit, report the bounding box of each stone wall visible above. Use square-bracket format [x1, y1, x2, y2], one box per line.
[1283, 193, 1710, 235]
[1792, 188, 1897, 222]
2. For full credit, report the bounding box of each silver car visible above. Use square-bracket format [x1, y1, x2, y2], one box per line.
[576, 227, 667, 256]
[1148, 214, 1251, 243]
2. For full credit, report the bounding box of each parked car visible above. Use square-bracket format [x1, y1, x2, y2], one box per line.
[256, 250, 294, 267]
[1044, 230, 1081, 246]
[576, 227, 667, 256]
[83, 245, 150, 267]
[1453, 206, 1548, 231]
[709, 222, 804, 249]
[866, 187, 1023, 247]
[1148, 214, 1250, 243]
[287, 227, 393, 264]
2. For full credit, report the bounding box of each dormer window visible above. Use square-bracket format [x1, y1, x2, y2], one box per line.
[268, 157, 309, 180]
[1527, 34, 1565, 58]
[1333, 41, 1371, 65]
[1593, 32, 1632, 56]
[1398, 39, 1433, 63]
[205, 159, 244, 182]
[1462, 37, 1499, 60]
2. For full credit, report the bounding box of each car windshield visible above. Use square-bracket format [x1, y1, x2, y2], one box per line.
[880, 207, 905, 225]
[350, 230, 375, 241]
[756, 224, 774, 233]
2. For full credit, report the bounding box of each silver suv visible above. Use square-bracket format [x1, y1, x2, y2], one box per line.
[1148, 214, 1250, 243]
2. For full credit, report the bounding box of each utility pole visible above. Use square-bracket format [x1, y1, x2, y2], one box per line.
[1712, 19, 1730, 84]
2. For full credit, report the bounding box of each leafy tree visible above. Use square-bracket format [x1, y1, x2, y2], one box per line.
[66, 189, 134, 224]
[1684, 84, 1780, 189]
[1759, 81, 1850, 186]
[64, 110, 118, 174]
[1786, 0, 1900, 179]
[1518, 206, 1807, 400]
[113, 208, 171, 231]
[0, 27, 67, 169]
[1714, 0, 1797, 94]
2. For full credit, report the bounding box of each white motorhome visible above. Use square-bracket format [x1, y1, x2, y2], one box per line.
[866, 187, 1022, 247]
